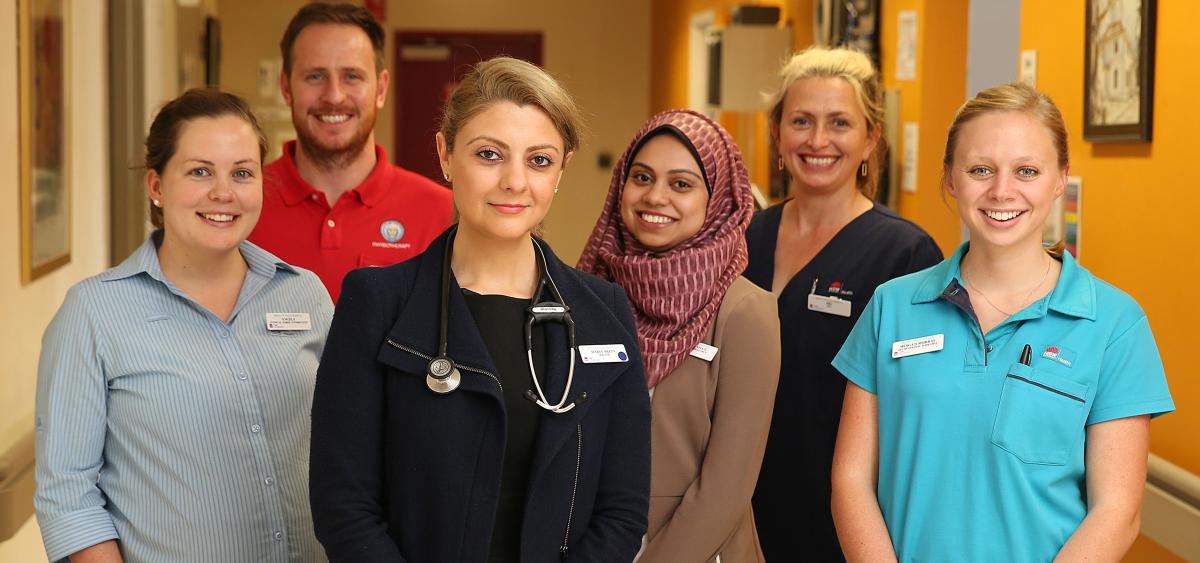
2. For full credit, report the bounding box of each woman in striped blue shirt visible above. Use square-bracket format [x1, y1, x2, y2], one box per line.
[34, 89, 333, 562]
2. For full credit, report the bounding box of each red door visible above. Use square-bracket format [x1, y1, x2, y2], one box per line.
[393, 31, 543, 183]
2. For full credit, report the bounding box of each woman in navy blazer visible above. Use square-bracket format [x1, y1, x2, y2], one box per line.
[309, 57, 651, 563]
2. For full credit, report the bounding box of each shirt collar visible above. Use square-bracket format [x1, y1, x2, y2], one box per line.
[913, 241, 1096, 320]
[276, 140, 393, 207]
[99, 231, 297, 284]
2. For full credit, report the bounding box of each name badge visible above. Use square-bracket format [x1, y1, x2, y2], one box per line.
[579, 344, 630, 364]
[265, 313, 312, 331]
[892, 334, 944, 358]
[808, 294, 852, 317]
[689, 342, 718, 362]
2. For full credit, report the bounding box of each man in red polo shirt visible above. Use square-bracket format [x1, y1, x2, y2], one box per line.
[250, 2, 452, 301]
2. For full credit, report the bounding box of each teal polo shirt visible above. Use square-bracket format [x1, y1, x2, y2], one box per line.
[833, 242, 1174, 562]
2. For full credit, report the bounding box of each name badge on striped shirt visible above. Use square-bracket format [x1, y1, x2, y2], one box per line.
[265, 313, 312, 331]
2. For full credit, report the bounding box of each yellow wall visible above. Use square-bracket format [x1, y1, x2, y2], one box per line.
[218, 0, 652, 264]
[1021, 0, 1199, 477]
[880, 0, 967, 255]
[0, 0, 110, 558]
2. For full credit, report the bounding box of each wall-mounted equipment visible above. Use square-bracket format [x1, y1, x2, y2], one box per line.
[706, 25, 792, 111]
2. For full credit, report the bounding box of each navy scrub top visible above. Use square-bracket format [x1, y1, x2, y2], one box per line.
[745, 201, 943, 562]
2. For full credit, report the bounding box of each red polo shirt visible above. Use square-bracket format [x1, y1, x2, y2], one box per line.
[250, 141, 453, 301]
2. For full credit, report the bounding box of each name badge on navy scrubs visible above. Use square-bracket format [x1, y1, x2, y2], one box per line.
[891, 334, 944, 358]
[808, 294, 852, 317]
[265, 313, 312, 331]
[579, 344, 629, 364]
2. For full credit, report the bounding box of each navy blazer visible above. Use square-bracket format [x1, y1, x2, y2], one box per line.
[310, 229, 651, 563]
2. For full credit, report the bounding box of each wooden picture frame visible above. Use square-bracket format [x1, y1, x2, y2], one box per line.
[19, 0, 71, 283]
[1084, 0, 1156, 142]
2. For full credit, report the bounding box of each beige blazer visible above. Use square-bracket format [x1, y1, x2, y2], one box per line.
[639, 276, 781, 563]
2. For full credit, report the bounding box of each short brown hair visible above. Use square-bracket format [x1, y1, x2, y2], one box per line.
[280, 2, 385, 75]
[144, 88, 268, 229]
[440, 57, 584, 157]
[767, 47, 885, 198]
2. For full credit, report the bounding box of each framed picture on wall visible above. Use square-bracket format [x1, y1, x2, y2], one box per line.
[1084, 0, 1156, 142]
[19, 0, 71, 283]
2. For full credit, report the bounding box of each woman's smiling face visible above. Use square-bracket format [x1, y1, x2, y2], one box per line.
[776, 77, 878, 196]
[945, 110, 1066, 251]
[619, 134, 709, 252]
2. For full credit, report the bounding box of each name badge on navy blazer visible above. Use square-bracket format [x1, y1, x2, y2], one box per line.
[579, 344, 629, 364]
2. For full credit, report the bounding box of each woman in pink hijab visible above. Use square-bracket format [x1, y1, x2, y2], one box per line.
[579, 110, 780, 562]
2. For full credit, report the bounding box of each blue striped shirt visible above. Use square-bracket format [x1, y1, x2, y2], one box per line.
[35, 235, 333, 562]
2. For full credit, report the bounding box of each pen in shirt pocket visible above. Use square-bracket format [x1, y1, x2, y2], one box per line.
[1019, 344, 1032, 366]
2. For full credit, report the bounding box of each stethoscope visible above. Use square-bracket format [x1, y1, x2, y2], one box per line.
[426, 226, 580, 414]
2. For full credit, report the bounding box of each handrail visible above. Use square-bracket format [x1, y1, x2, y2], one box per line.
[1147, 452, 1200, 510]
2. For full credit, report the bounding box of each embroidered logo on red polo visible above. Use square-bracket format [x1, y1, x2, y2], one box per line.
[1042, 345, 1075, 367]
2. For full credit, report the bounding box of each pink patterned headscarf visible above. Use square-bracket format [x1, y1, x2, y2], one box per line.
[577, 110, 753, 389]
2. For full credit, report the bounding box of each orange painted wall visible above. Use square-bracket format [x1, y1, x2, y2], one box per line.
[1021, 0, 1200, 479]
[880, 0, 967, 256]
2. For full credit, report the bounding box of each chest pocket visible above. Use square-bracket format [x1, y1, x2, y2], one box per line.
[990, 362, 1089, 466]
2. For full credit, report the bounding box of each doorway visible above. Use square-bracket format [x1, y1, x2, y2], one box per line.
[392, 31, 543, 183]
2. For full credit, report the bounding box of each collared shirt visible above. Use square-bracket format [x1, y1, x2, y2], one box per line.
[35, 235, 333, 562]
[249, 141, 454, 301]
[833, 242, 1174, 562]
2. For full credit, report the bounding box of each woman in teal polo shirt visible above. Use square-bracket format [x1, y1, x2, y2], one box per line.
[830, 82, 1174, 562]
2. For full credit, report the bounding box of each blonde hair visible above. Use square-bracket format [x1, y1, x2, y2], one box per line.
[767, 46, 885, 198]
[942, 82, 1069, 257]
[440, 57, 583, 158]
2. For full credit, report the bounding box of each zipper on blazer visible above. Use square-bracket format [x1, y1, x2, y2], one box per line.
[1006, 373, 1085, 403]
[385, 338, 503, 391]
[560, 424, 582, 560]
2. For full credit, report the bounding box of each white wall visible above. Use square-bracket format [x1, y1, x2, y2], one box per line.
[218, 0, 652, 263]
[0, 0, 110, 557]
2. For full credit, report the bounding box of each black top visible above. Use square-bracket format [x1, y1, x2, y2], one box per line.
[463, 290, 547, 563]
[746, 201, 942, 562]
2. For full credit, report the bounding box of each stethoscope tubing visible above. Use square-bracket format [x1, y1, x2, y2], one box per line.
[427, 226, 578, 413]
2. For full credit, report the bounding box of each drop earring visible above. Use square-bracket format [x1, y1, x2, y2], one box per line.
[777, 156, 785, 171]
[860, 161, 868, 177]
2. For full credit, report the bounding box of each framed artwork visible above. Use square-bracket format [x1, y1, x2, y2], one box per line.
[1084, 0, 1156, 142]
[19, 0, 71, 283]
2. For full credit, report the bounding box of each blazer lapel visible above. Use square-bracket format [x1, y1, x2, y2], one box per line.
[528, 241, 639, 485]
[376, 232, 504, 403]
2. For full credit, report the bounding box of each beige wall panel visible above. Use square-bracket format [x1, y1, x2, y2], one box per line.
[0, 0, 110, 557]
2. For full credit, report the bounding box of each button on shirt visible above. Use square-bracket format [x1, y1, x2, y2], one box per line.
[832, 243, 1175, 562]
[34, 235, 333, 562]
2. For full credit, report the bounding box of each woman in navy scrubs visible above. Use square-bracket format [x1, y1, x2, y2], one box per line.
[831, 82, 1173, 561]
[308, 57, 651, 563]
[746, 47, 942, 562]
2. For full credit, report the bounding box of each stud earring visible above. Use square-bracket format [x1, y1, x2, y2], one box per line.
[860, 161, 868, 177]
[777, 156, 784, 171]
[152, 199, 161, 207]
[554, 187, 560, 194]
[442, 172, 450, 182]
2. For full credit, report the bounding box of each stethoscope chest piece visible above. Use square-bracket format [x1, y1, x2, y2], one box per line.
[426, 356, 461, 394]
